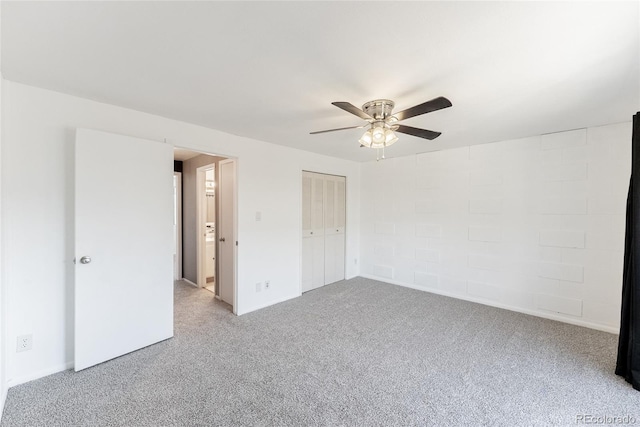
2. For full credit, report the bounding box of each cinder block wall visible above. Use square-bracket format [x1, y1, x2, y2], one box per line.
[360, 122, 630, 332]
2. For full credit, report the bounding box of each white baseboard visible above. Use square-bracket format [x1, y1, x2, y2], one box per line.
[360, 274, 619, 335]
[7, 361, 73, 388]
[0, 382, 7, 420]
[236, 293, 300, 316]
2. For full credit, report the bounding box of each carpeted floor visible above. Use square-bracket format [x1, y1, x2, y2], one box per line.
[2, 277, 640, 426]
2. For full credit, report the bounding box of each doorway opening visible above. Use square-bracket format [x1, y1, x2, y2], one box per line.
[173, 148, 237, 313]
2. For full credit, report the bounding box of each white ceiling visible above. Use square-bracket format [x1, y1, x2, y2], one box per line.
[2, 1, 638, 162]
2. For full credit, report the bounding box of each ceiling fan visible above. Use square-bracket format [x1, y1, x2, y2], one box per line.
[311, 96, 452, 159]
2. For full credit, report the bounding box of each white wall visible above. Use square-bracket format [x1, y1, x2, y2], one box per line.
[1, 81, 361, 386]
[361, 123, 630, 333]
[5, 77, 628, 394]
[0, 5, 6, 412]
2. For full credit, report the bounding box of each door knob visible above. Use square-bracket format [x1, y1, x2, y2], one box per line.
[80, 256, 92, 264]
[219, 237, 226, 242]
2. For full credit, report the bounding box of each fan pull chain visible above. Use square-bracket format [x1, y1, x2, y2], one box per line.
[375, 146, 387, 161]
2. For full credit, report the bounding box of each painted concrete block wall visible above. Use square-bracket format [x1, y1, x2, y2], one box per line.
[1, 81, 361, 386]
[361, 123, 630, 332]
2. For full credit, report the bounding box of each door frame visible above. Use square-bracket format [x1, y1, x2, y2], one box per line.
[217, 158, 238, 313]
[175, 146, 238, 314]
[196, 162, 216, 288]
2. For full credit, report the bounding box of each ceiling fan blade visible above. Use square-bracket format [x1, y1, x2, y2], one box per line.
[331, 102, 374, 120]
[393, 97, 452, 121]
[395, 125, 442, 140]
[310, 125, 366, 135]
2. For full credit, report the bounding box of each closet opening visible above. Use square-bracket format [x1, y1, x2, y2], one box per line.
[301, 171, 346, 293]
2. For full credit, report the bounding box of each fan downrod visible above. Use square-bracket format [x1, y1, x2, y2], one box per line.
[361, 99, 395, 121]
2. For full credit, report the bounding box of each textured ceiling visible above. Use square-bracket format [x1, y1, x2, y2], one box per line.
[2, 1, 638, 161]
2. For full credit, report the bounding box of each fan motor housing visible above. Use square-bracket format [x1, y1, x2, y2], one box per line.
[362, 99, 395, 120]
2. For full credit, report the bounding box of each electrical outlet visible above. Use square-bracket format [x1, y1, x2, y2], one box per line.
[255, 282, 262, 292]
[354, 258, 358, 265]
[17, 334, 32, 352]
[265, 280, 270, 290]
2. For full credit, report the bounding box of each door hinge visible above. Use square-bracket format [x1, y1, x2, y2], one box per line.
[236, 241, 238, 246]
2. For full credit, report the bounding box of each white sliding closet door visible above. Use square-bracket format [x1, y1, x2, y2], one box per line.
[301, 171, 345, 293]
[301, 174, 314, 291]
[324, 175, 346, 285]
[302, 172, 325, 292]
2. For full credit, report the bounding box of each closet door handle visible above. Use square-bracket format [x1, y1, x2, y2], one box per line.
[219, 237, 226, 242]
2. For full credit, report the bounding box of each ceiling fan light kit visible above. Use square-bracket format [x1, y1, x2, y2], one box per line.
[311, 96, 452, 160]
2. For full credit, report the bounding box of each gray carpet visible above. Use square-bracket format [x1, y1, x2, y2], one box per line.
[2, 277, 640, 426]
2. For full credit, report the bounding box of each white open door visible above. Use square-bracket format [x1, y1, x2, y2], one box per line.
[324, 175, 346, 285]
[75, 129, 174, 371]
[218, 159, 236, 309]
